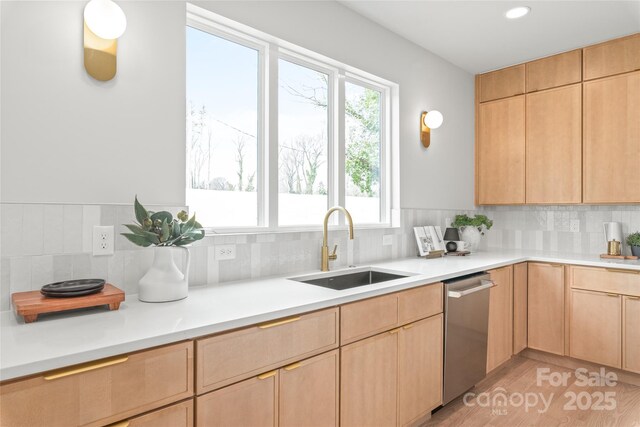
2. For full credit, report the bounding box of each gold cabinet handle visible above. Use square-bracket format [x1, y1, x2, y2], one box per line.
[606, 293, 620, 298]
[402, 324, 414, 330]
[258, 316, 301, 329]
[389, 327, 402, 334]
[605, 268, 639, 275]
[284, 362, 302, 371]
[627, 296, 640, 300]
[109, 421, 130, 427]
[534, 262, 563, 268]
[258, 370, 277, 380]
[44, 356, 129, 381]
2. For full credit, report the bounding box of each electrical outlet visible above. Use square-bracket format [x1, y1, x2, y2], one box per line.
[93, 225, 114, 256]
[382, 235, 393, 246]
[215, 244, 236, 260]
[570, 219, 580, 233]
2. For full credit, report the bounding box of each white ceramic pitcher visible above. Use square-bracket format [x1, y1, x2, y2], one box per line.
[138, 246, 190, 303]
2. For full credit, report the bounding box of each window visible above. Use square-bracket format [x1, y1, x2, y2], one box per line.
[278, 59, 330, 226]
[345, 81, 382, 224]
[186, 26, 261, 227]
[187, 5, 396, 231]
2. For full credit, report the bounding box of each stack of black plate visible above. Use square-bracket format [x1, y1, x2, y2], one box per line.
[41, 279, 105, 298]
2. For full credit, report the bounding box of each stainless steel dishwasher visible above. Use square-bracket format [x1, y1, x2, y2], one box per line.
[442, 272, 494, 405]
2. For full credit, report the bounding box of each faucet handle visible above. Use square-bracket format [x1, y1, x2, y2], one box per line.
[329, 244, 338, 260]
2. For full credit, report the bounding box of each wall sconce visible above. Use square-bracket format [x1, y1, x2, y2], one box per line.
[420, 110, 444, 148]
[84, 0, 127, 81]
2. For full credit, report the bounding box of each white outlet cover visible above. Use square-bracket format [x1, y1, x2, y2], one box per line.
[382, 235, 393, 246]
[215, 244, 236, 261]
[93, 225, 114, 256]
[570, 219, 580, 233]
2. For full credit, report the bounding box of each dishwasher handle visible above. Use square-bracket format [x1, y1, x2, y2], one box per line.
[448, 279, 495, 298]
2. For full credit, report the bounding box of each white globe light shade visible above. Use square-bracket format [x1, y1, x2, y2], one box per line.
[424, 110, 443, 129]
[84, 0, 127, 40]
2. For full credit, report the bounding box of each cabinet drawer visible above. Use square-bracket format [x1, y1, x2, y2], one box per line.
[479, 64, 525, 102]
[398, 283, 443, 325]
[583, 33, 640, 80]
[125, 399, 194, 427]
[526, 49, 582, 92]
[197, 308, 339, 393]
[341, 293, 398, 345]
[570, 266, 640, 297]
[0, 342, 194, 427]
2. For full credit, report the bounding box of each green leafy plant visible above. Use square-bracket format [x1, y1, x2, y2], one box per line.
[451, 214, 494, 235]
[627, 232, 640, 247]
[121, 197, 205, 247]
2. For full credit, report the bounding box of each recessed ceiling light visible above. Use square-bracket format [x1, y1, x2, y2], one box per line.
[505, 6, 531, 19]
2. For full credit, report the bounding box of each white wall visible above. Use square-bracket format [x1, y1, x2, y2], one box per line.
[1, 0, 475, 210]
[1, 1, 186, 205]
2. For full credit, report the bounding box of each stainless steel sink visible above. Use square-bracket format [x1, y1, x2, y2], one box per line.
[289, 267, 412, 291]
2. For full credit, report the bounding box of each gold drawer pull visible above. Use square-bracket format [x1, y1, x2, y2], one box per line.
[534, 262, 563, 268]
[258, 370, 277, 380]
[284, 362, 302, 371]
[627, 296, 640, 300]
[605, 268, 639, 275]
[389, 327, 402, 334]
[403, 324, 414, 330]
[258, 316, 301, 329]
[44, 356, 129, 381]
[109, 421, 130, 427]
[606, 293, 620, 298]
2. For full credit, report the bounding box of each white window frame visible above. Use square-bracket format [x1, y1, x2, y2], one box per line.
[187, 4, 399, 234]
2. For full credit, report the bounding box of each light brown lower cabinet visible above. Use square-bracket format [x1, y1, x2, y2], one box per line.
[570, 289, 622, 368]
[197, 369, 278, 427]
[197, 350, 338, 427]
[341, 314, 443, 427]
[0, 342, 193, 427]
[398, 314, 443, 426]
[487, 266, 513, 372]
[623, 296, 640, 374]
[528, 263, 565, 355]
[124, 399, 194, 427]
[513, 263, 528, 354]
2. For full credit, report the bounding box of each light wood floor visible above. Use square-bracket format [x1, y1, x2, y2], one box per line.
[427, 356, 640, 426]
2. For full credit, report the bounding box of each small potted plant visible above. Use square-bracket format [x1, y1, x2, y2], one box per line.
[122, 197, 205, 302]
[627, 232, 640, 257]
[451, 214, 493, 252]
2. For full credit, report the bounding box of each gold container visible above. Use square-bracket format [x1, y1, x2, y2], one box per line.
[607, 239, 621, 256]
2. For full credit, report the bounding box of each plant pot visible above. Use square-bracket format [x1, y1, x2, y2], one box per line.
[459, 226, 482, 252]
[632, 245, 640, 257]
[139, 246, 190, 303]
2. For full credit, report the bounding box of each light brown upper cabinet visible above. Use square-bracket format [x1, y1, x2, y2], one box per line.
[583, 33, 640, 80]
[528, 263, 565, 355]
[479, 64, 525, 102]
[583, 71, 640, 203]
[477, 96, 526, 204]
[486, 266, 514, 372]
[525, 84, 582, 204]
[526, 49, 582, 92]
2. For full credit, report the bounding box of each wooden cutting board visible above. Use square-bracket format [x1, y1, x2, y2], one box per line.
[12, 284, 125, 323]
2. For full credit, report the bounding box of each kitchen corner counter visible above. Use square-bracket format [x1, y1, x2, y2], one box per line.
[2, 249, 639, 381]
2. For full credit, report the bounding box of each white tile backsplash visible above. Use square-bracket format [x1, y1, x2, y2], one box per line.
[62, 205, 83, 254]
[1, 202, 638, 309]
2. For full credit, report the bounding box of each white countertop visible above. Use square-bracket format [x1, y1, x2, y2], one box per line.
[2, 249, 639, 381]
